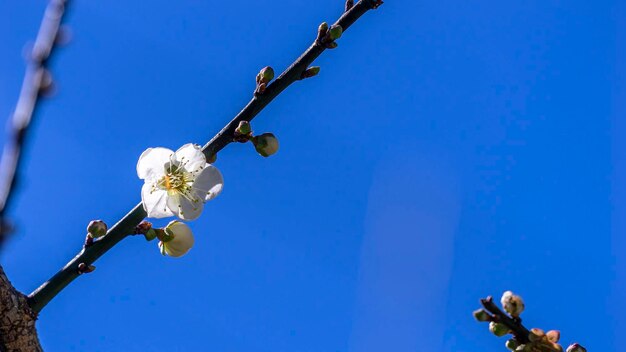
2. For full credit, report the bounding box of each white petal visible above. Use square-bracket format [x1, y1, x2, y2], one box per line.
[141, 183, 174, 218]
[175, 143, 207, 174]
[166, 193, 204, 221]
[137, 147, 174, 180]
[192, 165, 224, 201]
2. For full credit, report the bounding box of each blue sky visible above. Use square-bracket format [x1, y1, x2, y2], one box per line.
[0, 0, 622, 351]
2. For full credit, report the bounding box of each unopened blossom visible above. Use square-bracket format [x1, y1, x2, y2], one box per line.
[253, 133, 279, 157]
[87, 220, 108, 238]
[137, 143, 223, 220]
[501, 290, 525, 317]
[158, 221, 195, 257]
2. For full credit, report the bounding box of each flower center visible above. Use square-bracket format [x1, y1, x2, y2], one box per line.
[157, 162, 193, 195]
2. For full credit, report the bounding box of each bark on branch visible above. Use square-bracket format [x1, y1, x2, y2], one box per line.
[0, 266, 41, 351]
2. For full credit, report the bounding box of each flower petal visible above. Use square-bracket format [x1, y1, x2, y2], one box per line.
[192, 165, 224, 201]
[141, 183, 174, 218]
[175, 143, 207, 174]
[137, 147, 174, 180]
[166, 192, 204, 221]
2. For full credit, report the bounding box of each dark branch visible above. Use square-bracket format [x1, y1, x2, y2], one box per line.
[481, 296, 531, 344]
[0, 0, 70, 249]
[27, 0, 382, 313]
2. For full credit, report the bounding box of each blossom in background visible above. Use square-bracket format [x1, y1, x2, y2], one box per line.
[158, 221, 195, 257]
[137, 143, 223, 220]
[500, 290, 525, 317]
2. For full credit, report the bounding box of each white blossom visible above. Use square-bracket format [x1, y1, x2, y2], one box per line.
[137, 143, 223, 220]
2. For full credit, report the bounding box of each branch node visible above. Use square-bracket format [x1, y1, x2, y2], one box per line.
[77, 263, 95, 274]
[233, 121, 253, 143]
[83, 235, 94, 248]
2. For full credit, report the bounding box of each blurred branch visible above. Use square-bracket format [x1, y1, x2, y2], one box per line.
[0, 0, 70, 249]
[0, 1, 70, 349]
[27, 0, 382, 313]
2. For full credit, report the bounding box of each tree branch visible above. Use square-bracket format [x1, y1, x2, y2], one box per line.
[28, 0, 382, 313]
[0, 0, 69, 249]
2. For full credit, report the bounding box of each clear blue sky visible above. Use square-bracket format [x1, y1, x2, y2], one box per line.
[0, 0, 623, 351]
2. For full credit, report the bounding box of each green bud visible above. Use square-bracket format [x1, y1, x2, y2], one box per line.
[329, 24, 343, 40]
[302, 66, 321, 79]
[318, 22, 329, 36]
[566, 344, 587, 352]
[472, 308, 491, 322]
[505, 339, 519, 351]
[489, 322, 510, 337]
[207, 153, 217, 164]
[87, 220, 107, 238]
[258, 66, 274, 84]
[253, 133, 279, 157]
[327, 42, 338, 49]
[235, 120, 252, 135]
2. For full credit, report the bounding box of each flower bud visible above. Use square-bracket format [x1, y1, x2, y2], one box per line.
[546, 330, 560, 343]
[318, 22, 329, 37]
[87, 220, 107, 238]
[158, 221, 195, 257]
[207, 153, 217, 164]
[329, 24, 343, 40]
[501, 291, 525, 317]
[566, 344, 587, 352]
[301, 66, 321, 79]
[253, 133, 279, 157]
[235, 120, 252, 135]
[258, 66, 274, 84]
[489, 322, 510, 337]
[472, 308, 491, 322]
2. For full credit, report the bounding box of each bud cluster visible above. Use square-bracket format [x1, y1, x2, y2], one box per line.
[473, 291, 586, 352]
[232, 120, 280, 157]
[316, 22, 343, 49]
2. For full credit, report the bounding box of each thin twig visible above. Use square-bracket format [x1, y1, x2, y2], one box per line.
[481, 296, 531, 343]
[27, 0, 382, 313]
[0, 0, 70, 248]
